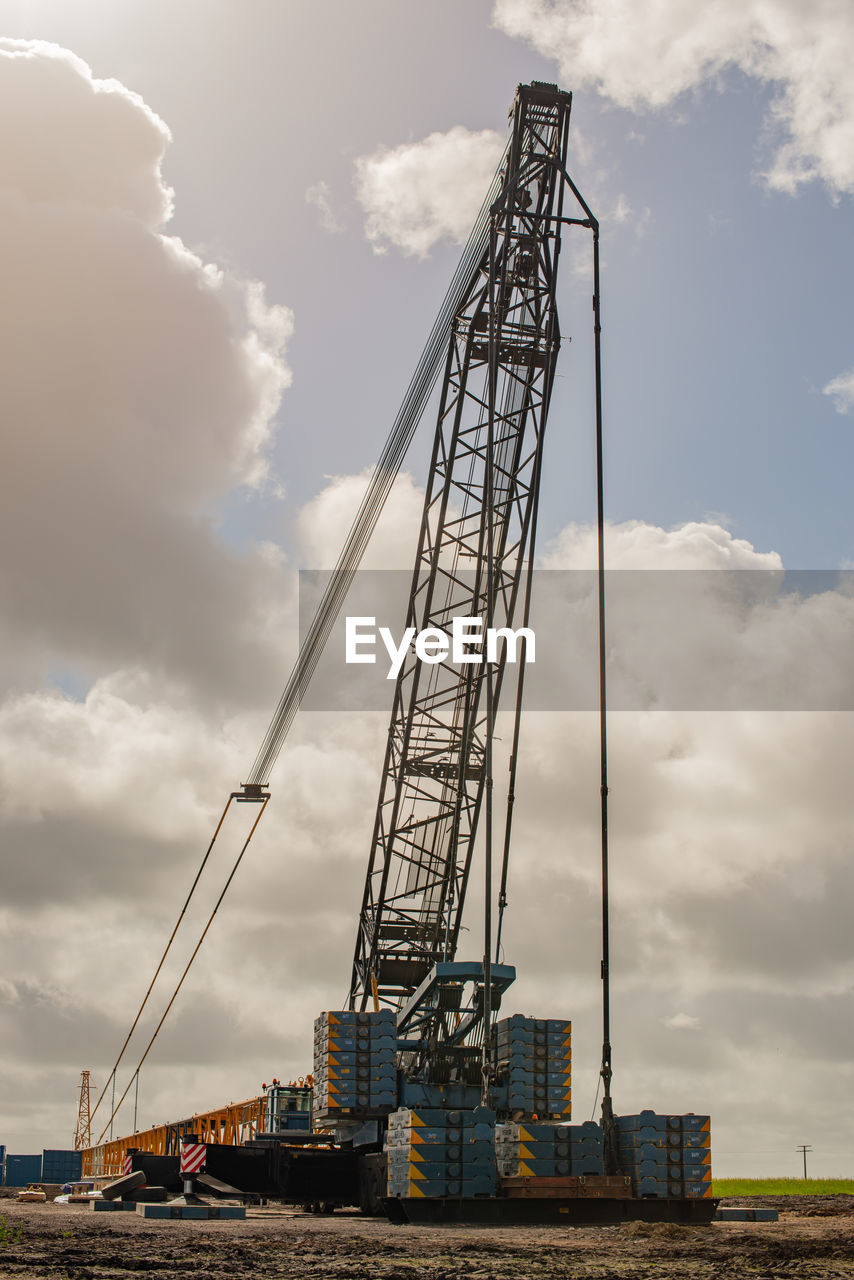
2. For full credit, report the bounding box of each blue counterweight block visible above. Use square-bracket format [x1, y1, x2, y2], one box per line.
[503, 1122, 558, 1141]
[326, 1048, 396, 1067]
[682, 1147, 712, 1169]
[388, 1160, 466, 1180]
[684, 1178, 714, 1200]
[635, 1177, 675, 1198]
[615, 1112, 663, 1135]
[406, 1140, 495, 1162]
[391, 1108, 445, 1127]
[496, 1015, 535, 1032]
[498, 1140, 562, 1159]
[401, 1127, 447, 1144]
[632, 1170, 712, 1200]
[368, 1035, 398, 1051]
[315, 1065, 367, 1082]
[616, 1129, 665, 1152]
[556, 1145, 586, 1162]
[317, 1030, 397, 1050]
[507, 1069, 549, 1087]
[391, 1108, 493, 1128]
[563, 1122, 602, 1142]
[316, 1009, 395, 1028]
[669, 1114, 710, 1134]
[392, 1176, 497, 1200]
[681, 1172, 717, 1187]
[680, 1131, 712, 1150]
[630, 1158, 674, 1179]
[495, 1037, 535, 1057]
[502, 1158, 574, 1177]
[500, 1051, 539, 1070]
[316, 1036, 359, 1054]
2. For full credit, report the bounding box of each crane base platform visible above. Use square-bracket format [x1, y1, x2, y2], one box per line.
[385, 1196, 720, 1226]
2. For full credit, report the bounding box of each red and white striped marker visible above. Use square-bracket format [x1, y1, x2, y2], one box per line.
[179, 1141, 207, 1176]
[122, 1154, 133, 1176]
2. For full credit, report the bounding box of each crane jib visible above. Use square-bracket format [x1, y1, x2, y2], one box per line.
[348, 83, 581, 1075]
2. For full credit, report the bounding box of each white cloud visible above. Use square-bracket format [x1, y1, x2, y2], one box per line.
[305, 180, 342, 233]
[0, 38, 173, 226]
[663, 1013, 702, 1030]
[534, 521, 854, 721]
[354, 126, 505, 257]
[823, 367, 854, 413]
[492, 0, 854, 195]
[541, 518, 783, 569]
[297, 468, 424, 569]
[0, 40, 293, 704]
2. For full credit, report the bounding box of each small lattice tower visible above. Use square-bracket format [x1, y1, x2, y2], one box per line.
[74, 1069, 93, 1150]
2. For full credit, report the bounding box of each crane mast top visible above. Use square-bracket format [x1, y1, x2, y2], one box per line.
[349, 83, 579, 1064]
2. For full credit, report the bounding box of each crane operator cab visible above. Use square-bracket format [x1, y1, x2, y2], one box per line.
[261, 1079, 312, 1134]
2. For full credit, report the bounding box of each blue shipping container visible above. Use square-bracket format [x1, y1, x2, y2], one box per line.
[41, 1150, 82, 1183]
[4, 1153, 42, 1187]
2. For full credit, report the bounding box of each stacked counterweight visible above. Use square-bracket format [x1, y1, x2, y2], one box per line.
[493, 1015, 572, 1118]
[615, 1112, 713, 1199]
[495, 1120, 604, 1178]
[387, 1108, 497, 1199]
[313, 1010, 396, 1122]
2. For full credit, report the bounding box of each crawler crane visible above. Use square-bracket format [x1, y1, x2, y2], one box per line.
[84, 82, 716, 1224]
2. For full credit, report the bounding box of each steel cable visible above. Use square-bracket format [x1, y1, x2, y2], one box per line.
[95, 798, 269, 1146]
[87, 794, 234, 1134]
[246, 137, 511, 788]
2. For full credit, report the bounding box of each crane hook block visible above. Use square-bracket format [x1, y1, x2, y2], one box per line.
[235, 783, 270, 803]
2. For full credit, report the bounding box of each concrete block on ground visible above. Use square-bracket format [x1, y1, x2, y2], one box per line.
[129, 1186, 168, 1203]
[101, 1170, 146, 1201]
[136, 1202, 246, 1220]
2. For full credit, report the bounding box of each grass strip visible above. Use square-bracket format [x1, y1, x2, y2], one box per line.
[713, 1178, 854, 1196]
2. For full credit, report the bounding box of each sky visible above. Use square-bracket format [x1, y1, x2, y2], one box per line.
[0, 0, 853, 1180]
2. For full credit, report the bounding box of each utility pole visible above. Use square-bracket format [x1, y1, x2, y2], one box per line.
[797, 1144, 812, 1179]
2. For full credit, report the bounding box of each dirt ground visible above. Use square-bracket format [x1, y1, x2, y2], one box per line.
[0, 1197, 852, 1279]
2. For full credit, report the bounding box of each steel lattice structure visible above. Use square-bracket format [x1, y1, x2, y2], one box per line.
[350, 83, 578, 1018]
[74, 1069, 93, 1151]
